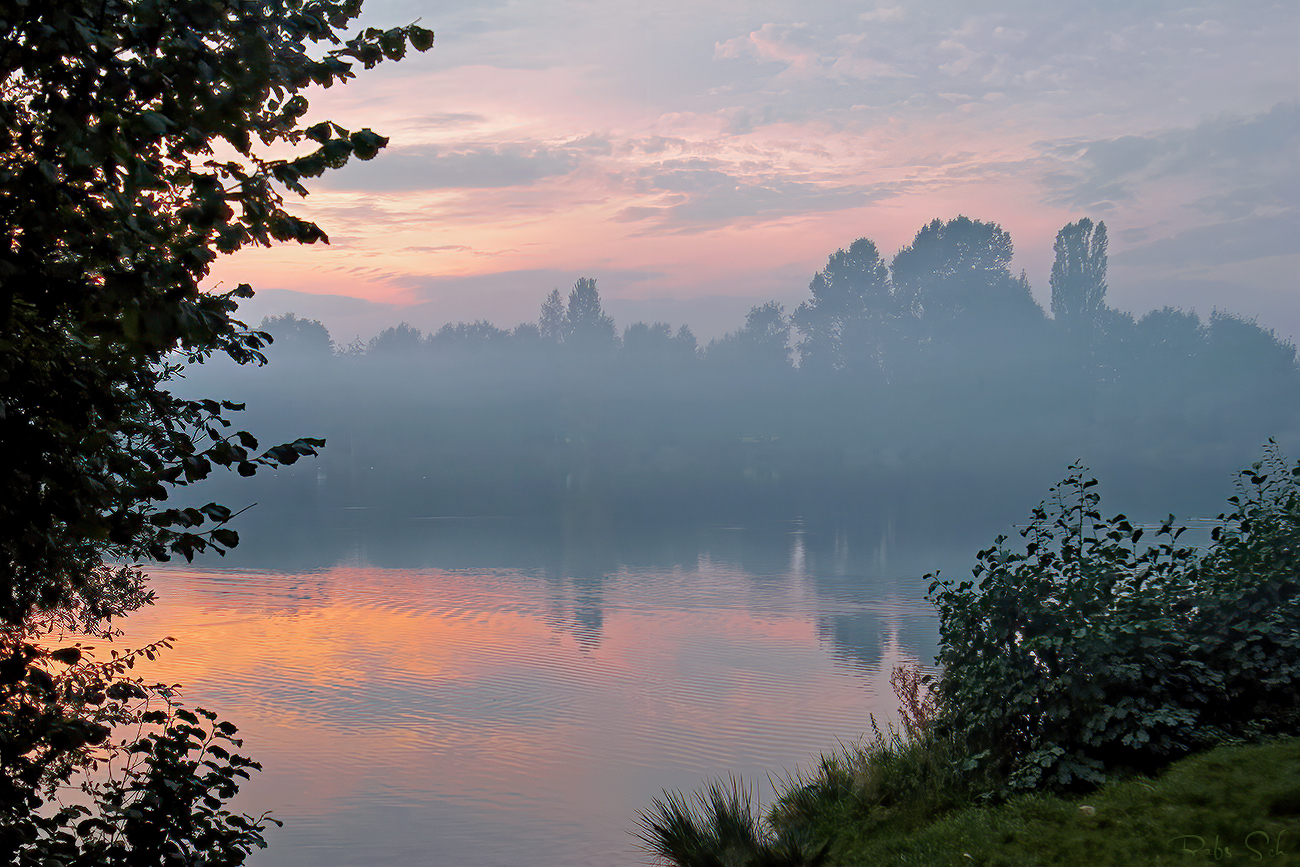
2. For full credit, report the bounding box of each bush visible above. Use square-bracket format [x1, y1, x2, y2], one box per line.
[929, 444, 1300, 795]
[0, 627, 276, 864]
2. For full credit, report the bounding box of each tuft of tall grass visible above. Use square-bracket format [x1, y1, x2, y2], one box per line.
[768, 714, 970, 844]
[639, 665, 968, 866]
[635, 776, 831, 867]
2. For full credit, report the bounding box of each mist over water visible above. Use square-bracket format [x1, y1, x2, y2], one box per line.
[159, 217, 1300, 865]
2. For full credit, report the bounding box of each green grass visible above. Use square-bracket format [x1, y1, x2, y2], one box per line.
[807, 737, 1300, 866]
[640, 737, 1300, 866]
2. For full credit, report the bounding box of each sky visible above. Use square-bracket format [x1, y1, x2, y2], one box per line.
[216, 0, 1300, 343]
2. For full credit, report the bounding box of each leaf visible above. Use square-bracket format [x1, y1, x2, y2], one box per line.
[304, 121, 334, 143]
[349, 128, 388, 161]
[211, 528, 239, 548]
[48, 646, 82, 664]
[409, 25, 435, 51]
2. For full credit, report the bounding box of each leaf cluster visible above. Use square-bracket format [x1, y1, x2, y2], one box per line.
[0, 0, 432, 626]
[0, 627, 275, 864]
[929, 443, 1300, 796]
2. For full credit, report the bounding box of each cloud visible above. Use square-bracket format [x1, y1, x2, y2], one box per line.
[1112, 211, 1300, 270]
[661, 177, 879, 227]
[605, 156, 894, 231]
[397, 244, 521, 257]
[218, 0, 1297, 343]
[714, 23, 818, 73]
[714, 20, 907, 83]
[1041, 103, 1300, 213]
[612, 206, 664, 223]
[321, 143, 581, 191]
[408, 112, 490, 128]
[858, 7, 904, 23]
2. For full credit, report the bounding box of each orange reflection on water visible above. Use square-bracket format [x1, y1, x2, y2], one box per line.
[114, 564, 910, 866]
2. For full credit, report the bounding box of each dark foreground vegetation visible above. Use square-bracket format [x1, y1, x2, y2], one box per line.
[0, 1, 429, 861]
[637, 449, 1300, 866]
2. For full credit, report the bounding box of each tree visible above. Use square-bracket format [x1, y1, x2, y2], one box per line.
[0, 0, 431, 859]
[565, 277, 618, 352]
[930, 450, 1300, 794]
[891, 216, 1042, 333]
[621, 322, 698, 367]
[623, 321, 673, 354]
[539, 288, 567, 342]
[792, 237, 894, 375]
[706, 302, 792, 371]
[260, 313, 334, 355]
[1135, 306, 1204, 363]
[366, 321, 424, 355]
[430, 320, 511, 348]
[1049, 218, 1108, 335]
[1, 0, 431, 621]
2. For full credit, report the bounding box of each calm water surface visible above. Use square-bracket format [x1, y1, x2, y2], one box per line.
[116, 516, 952, 867]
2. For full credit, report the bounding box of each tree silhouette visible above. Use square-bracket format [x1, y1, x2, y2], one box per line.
[707, 302, 792, 371]
[623, 321, 674, 353]
[430, 320, 511, 348]
[622, 322, 698, 366]
[1050, 218, 1109, 335]
[260, 313, 334, 355]
[565, 278, 618, 352]
[1136, 307, 1204, 362]
[891, 216, 1042, 332]
[367, 322, 424, 355]
[793, 237, 894, 375]
[539, 288, 567, 342]
[0, 0, 430, 859]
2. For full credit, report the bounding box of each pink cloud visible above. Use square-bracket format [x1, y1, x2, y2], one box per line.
[204, 3, 1296, 338]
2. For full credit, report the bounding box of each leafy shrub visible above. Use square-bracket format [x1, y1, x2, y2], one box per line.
[929, 445, 1300, 795]
[0, 628, 275, 864]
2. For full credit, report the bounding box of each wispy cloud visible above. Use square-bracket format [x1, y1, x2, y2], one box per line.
[322, 143, 581, 190]
[1041, 104, 1300, 215]
[215, 0, 1298, 340]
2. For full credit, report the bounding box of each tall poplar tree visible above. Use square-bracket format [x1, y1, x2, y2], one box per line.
[1049, 218, 1109, 334]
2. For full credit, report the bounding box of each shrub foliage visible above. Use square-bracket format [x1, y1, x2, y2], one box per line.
[0, 0, 431, 859]
[930, 444, 1300, 793]
[0, 632, 275, 864]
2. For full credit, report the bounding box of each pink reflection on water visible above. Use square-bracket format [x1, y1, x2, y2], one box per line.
[114, 564, 920, 866]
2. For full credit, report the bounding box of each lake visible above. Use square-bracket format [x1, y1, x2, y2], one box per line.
[114, 512, 961, 867]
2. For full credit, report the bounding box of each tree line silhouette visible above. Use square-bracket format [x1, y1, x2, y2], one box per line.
[190, 215, 1299, 529]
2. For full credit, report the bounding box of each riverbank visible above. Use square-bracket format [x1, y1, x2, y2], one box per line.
[638, 451, 1300, 867]
[639, 737, 1300, 866]
[777, 736, 1300, 866]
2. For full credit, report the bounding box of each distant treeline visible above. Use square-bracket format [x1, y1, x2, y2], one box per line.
[187, 215, 1300, 530]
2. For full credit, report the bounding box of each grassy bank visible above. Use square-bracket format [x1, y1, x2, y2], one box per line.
[639, 736, 1300, 866]
[782, 736, 1300, 866]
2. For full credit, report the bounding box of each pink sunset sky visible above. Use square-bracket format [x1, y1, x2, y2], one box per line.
[215, 0, 1299, 343]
